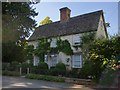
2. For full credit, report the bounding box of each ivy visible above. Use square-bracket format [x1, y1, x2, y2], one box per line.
[35, 38, 50, 62]
[57, 39, 73, 55]
[34, 38, 73, 62]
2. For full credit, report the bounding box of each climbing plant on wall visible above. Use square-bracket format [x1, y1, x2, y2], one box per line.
[34, 37, 73, 62]
[34, 38, 50, 62]
[57, 39, 73, 55]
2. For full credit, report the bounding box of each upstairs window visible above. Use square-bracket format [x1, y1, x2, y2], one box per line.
[50, 38, 57, 48]
[73, 35, 81, 45]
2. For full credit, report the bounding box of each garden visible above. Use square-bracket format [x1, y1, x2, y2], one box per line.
[2, 33, 120, 85]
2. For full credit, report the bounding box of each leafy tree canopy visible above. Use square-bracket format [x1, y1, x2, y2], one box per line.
[39, 16, 52, 26]
[2, 2, 38, 43]
[2, 2, 38, 63]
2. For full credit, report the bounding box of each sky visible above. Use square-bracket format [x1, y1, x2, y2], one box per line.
[33, 2, 118, 36]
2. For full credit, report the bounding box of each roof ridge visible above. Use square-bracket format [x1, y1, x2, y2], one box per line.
[37, 10, 103, 29]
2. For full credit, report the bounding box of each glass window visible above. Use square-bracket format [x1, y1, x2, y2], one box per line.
[73, 35, 81, 45]
[50, 38, 57, 48]
[72, 54, 82, 68]
[51, 55, 57, 66]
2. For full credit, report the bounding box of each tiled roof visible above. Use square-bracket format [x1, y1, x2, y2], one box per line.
[29, 10, 103, 41]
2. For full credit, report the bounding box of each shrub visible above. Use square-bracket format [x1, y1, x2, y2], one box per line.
[56, 62, 66, 70]
[99, 68, 116, 86]
[66, 69, 80, 78]
[20, 62, 31, 74]
[30, 66, 38, 74]
[79, 61, 94, 79]
[2, 70, 20, 76]
[9, 61, 20, 71]
[30, 64, 49, 75]
[55, 62, 66, 76]
[38, 62, 48, 70]
[25, 74, 65, 82]
[2, 63, 10, 71]
[49, 68, 59, 76]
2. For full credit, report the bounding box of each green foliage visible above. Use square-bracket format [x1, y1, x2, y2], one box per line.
[39, 16, 52, 25]
[2, 63, 10, 71]
[25, 74, 65, 82]
[20, 62, 30, 68]
[2, 2, 38, 42]
[35, 38, 73, 63]
[66, 69, 79, 78]
[99, 68, 116, 86]
[2, 2, 38, 63]
[35, 38, 50, 62]
[81, 32, 95, 45]
[51, 62, 66, 76]
[57, 39, 73, 55]
[56, 62, 66, 70]
[38, 62, 48, 70]
[81, 34, 120, 82]
[80, 32, 95, 62]
[2, 70, 20, 76]
[2, 42, 26, 63]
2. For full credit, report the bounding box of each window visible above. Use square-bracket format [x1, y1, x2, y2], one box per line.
[72, 54, 82, 68]
[51, 54, 57, 66]
[44, 55, 48, 62]
[33, 56, 39, 66]
[73, 35, 81, 45]
[50, 38, 57, 48]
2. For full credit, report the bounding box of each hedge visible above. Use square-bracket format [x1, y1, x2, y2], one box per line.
[25, 74, 65, 82]
[2, 70, 20, 76]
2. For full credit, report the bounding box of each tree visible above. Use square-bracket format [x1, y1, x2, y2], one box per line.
[80, 34, 120, 81]
[2, 2, 38, 63]
[2, 2, 38, 43]
[39, 16, 52, 26]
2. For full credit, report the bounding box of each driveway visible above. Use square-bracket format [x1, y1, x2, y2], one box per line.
[2, 76, 94, 89]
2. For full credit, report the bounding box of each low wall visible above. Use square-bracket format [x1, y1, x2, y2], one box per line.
[64, 77, 95, 85]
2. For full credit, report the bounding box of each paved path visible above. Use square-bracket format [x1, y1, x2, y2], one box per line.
[2, 76, 94, 89]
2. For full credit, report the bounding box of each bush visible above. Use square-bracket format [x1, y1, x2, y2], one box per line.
[25, 74, 65, 82]
[2, 63, 10, 71]
[38, 62, 48, 70]
[50, 62, 66, 76]
[66, 69, 79, 78]
[99, 68, 116, 86]
[79, 61, 94, 79]
[9, 61, 20, 71]
[49, 68, 59, 76]
[29, 62, 49, 75]
[2, 70, 20, 76]
[56, 62, 66, 70]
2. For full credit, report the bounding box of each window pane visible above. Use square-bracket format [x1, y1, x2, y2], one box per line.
[72, 54, 82, 68]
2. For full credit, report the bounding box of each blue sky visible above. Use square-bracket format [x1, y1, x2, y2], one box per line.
[33, 2, 118, 36]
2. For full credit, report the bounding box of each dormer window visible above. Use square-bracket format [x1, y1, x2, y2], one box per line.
[50, 38, 57, 48]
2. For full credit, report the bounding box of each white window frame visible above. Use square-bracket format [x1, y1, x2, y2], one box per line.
[72, 54, 82, 68]
[33, 56, 39, 66]
[51, 54, 58, 66]
[73, 35, 81, 45]
[50, 38, 57, 48]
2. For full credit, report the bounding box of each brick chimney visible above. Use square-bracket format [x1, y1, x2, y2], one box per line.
[59, 7, 71, 22]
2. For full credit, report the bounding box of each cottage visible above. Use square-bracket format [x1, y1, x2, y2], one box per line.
[28, 7, 108, 70]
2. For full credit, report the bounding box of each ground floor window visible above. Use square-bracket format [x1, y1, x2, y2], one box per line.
[72, 54, 82, 68]
[45, 54, 58, 67]
[33, 56, 39, 66]
[50, 54, 58, 66]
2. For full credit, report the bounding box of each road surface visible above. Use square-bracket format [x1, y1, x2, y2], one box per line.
[2, 76, 94, 89]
